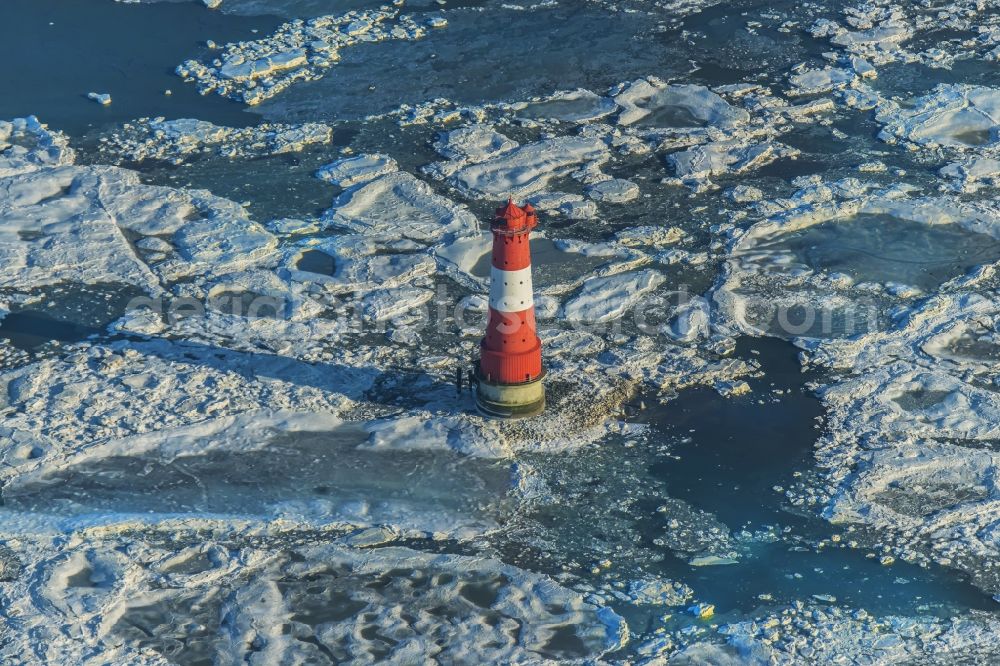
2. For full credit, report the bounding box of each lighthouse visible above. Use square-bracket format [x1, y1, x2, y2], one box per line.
[475, 199, 545, 418]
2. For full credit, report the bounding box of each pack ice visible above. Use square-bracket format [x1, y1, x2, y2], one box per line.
[0, 100, 787, 663]
[0, 537, 627, 664]
[176, 7, 430, 105]
[715, 174, 1000, 595]
[101, 117, 334, 164]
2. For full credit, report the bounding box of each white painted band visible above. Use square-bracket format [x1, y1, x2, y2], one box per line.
[489, 265, 534, 312]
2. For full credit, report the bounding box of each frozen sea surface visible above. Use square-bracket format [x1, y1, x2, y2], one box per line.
[5, 0, 1000, 662]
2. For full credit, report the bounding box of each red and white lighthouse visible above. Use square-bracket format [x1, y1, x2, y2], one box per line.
[475, 199, 545, 418]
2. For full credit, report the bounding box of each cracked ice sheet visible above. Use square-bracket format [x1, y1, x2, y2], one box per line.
[0, 166, 162, 295]
[0, 118, 158, 294]
[0, 537, 627, 665]
[0, 324, 750, 549]
[0, 116, 288, 300]
[0, 338, 543, 541]
[0, 410, 514, 540]
[0, 340, 364, 449]
[103, 318, 754, 460]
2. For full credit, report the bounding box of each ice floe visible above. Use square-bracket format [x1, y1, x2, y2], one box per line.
[810, 0, 1000, 71]
[431, 124, 519, 166]
[628, 577, 694, 607]
[940, 157, 1000, 193]
[0, 166, 163, 295]
[665, 296, 711, 344]
[667, 140, 799, 191]
[586, 177, 640, 203]
[515, 88, 619, 123]
[613, 79, 749, 129]
[526, 191, 598, 220]
[878, 84, 1000, 151]
[447, 135, 611, 199]
[0, 117, 306, 300]
[315, 152, 397, 187]
[562, 270, 666, 324]
[87, 92, 112, 106]
[0, 342, 357, 448]
[787, 67, 857, 97]
[323, 170, 478, 242]
[418, 79, 801, 199]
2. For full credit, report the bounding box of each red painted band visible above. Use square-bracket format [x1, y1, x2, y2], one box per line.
[483, 307, 538, 352]
[480, 306, 542, 383]
[479, 338, 543, 384]
[491, 231, 533, 271]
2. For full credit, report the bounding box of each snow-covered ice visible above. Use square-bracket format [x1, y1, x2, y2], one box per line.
[12, 0, 1000, 658]
[715, 178, 1000, 339]
[516, 88, 618, 123]
[714, 172, 1000, 597]
[323, 170, 478, 242]
[563, 270, 665, 323]
[0, 116, 74, 176]
[0, 537, 627, 664]
[315, 153, 397, 187]
[101, 117, 333, 164]
[878, 85, 1000, 151]
[586, 177, 640, 203]
[448, 135, 611, 198]
[613, 79, 750, 129]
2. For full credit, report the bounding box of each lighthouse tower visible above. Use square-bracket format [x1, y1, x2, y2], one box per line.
[475, 199, 545, 418]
